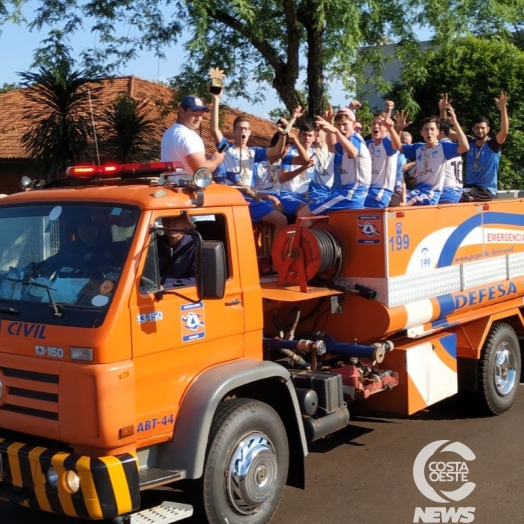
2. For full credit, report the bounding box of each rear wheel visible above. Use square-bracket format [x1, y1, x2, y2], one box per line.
[202, 398, 289, 524]
[476, 322, 521, 415]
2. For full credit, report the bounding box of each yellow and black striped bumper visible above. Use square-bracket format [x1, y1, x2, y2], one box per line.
[0, 438, 140, 520]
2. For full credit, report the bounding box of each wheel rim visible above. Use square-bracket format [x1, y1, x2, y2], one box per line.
[225, 432, 278, 515]
[494, 342, 518, 396]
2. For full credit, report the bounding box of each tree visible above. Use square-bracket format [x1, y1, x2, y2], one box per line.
[387, 36, 524, 189]
[98, 94, 164, 163]
[0, 82, 20, 93]
[19, 58, 104, 179]
[3, 1, 524, 119]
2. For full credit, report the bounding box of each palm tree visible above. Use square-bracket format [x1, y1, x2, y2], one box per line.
[98, 93, 163, 164]
[19, 59, 104, 179]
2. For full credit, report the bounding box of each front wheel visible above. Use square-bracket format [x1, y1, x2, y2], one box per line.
[476, 322, 521, 415]
[202, 398, 289, 524]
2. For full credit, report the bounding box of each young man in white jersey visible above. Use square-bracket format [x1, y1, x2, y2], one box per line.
[233, 109, 311, 220]
[296, 107, 372, 219]
[210, 91, 292, 236]
[364, 111, 401, 207]
[161, 95, 225, 174]
[397, 104, 469, 205]
[278, 122, 316, 210]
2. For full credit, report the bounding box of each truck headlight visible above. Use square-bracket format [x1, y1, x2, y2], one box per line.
[65, 470, 80, 493]
[46, 467, 80, 493]
[193, 167, 212, 188]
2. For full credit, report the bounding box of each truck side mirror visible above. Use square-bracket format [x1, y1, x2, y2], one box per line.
[198, 241, 226, 300]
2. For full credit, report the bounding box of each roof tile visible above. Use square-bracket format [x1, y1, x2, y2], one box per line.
[0, 75, 278, 160]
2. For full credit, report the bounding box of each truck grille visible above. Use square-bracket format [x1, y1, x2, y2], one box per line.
[1, 367, 59, 421]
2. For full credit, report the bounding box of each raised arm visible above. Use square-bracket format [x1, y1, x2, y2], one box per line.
[266, 132, 287, 163]
[210, 92, 224, 145]
[438, 93, 449, 119]
[382, 115, 401, 150]
[385, 100, 395, 118]
[446, 104, 469, 155]
[495, 90, 509, 145]
[266, 105, 305, 161]
[315, 116, 358, 158]
[394, 109, 412, 135]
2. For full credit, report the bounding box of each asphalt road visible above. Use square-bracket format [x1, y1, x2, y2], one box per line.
[2, 387, 524, 524]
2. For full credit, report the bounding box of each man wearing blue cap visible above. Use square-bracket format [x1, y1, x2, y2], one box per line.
[161, 95, 225, 174]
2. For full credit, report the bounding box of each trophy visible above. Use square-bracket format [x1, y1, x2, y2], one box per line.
[208, 67, 225, 95]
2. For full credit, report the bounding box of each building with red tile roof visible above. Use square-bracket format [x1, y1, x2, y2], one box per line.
[0, 76, 278, 194]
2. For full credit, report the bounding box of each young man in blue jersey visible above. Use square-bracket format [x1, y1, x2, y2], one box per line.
[397, 103, 469, 206]
[460, 91, 509, 202]
[296, 107, 372, 219]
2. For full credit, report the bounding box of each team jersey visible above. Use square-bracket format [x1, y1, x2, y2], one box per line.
[218, 139, 268, 187]
[335, 134, 372, 190]
[253, 160, 282, 194]
[437, 138, 463, 204]
[280, 145, 315, 195]
[395, 152, 407, 194]
[402, 141, 461, 205]
[309, 146, 335, 199]
[365, 136, 399, 207]
[439, 138, 463, 191]
[464, 136, 502, 196]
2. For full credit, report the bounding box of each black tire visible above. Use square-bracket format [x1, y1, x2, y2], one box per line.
[202, 398, 289, 524]
[476, 322, 521, 416]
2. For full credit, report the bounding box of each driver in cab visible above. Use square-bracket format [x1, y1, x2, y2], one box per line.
[37, 216, 115, 277]
[158, 213, 198, 288]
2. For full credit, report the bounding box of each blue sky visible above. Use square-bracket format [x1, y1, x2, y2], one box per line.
[0, 20, 312, 119]
[0, 9, 361, 120]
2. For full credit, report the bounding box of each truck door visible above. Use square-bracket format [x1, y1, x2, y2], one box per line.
[129, 209, 246, 438]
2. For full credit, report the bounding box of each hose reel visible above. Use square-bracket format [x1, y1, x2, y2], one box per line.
[272, 218, 344, 291]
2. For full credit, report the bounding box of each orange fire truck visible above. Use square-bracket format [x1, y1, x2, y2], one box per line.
[0, 162, 521, 523]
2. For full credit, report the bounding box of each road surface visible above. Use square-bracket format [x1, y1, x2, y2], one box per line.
[2, 388, 523, 524]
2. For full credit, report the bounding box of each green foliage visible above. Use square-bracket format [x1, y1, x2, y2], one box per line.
[98, 94, 163, 163]
[387, 36, 524, 189]
[3, 0, 524, 121]
[19, 59, 104, 179]
[0, 82, 20, 93]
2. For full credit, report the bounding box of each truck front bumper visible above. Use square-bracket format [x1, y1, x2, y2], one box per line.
[0, 437, 140, 520]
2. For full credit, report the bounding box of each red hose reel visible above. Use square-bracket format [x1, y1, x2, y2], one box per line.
[271, 217, 344, 292]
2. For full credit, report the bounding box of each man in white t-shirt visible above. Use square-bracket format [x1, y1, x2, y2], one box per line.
[161, 95, 225, 174]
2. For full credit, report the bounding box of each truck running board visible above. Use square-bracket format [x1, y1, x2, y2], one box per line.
[139, 467, 185, 489]
[118, 502, 193, 524]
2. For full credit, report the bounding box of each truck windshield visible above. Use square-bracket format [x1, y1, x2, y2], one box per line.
[0, 203, 139, 326]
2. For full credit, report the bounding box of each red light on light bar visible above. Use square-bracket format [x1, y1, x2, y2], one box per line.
[66, 161, 185, 179]
[68, 166, 96, 175]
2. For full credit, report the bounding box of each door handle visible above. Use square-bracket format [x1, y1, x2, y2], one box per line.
[225, 298, 242, 306]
